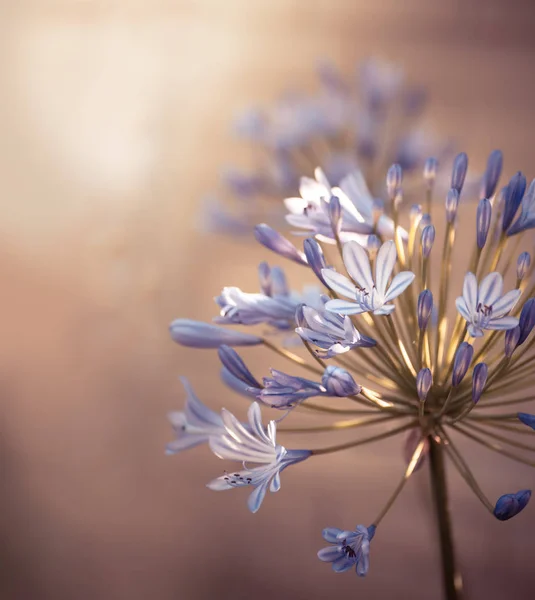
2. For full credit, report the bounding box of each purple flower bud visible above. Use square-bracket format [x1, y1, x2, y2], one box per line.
[493, 490, 531, 521]
[328, 196, 342, 233]
[403, 429, 429, 472]
[471, 362, 488, 404]
[417, 290, 433, 330]
[416, 368, 432, 402]
[419, 213, 432, 231]
[218, 345, 261, 388]
[517, 252, 531, 280]
[505, 326, 521, 357]
[424, 157, 438, 184]
[322, 366, 361, 397]
[502, 172, 527, 232]
[476, 198, 492, 249]
[303, 238, 328, 286]
[254, 224, 307, 265]
[452, 342, 473, 386]
[410, 204, 422, 225]
[481, 149, 503, 199]
[387, 163, 403, 200]
[518, 412, 535, 430]
[170, 319, 263, 348]
[445, 188, 460, 224]
[367, 234, 381, 259]
[258, 262, 271, 296]
[270, 266, 289, 296]
[451, 152, 468, 193]
[220, 366, 259, 398]
[421, 225, 435, 259]
[518, 298, 535, 345]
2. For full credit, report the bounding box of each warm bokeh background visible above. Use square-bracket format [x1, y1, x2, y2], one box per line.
[1, 1, 535, 598]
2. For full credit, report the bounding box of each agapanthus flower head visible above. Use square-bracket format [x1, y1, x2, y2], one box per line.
[170, 145, 535, 590]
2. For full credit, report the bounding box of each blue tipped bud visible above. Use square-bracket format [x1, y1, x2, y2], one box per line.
[416, 368, 433, 402]
[452, 342, 473, 386]
[367, 234, 381, 259]
[372, 199, 384, 226]
[328, 196, 342, 233]
[322, 366, 361, 397]
[445, 188, 460, 224]
[504, 326, 521, 357]
[417, 290, 433, 330]
[518, 298, 535, 345]
[303, 238, 328, 286]
[517, 252, 531, 280]
[502, 172, 527, 232]
[410, 204, 422, 225]
[421, 225, 435, 259]
[218, 345, 261, 388]
[471, 362, 488, 404]
[493, 490, 531, 521]
[518, 413, 535, 431]
[481, 149, 503, 199]
[386, 163, 403, 200]
[419, 213, 432, 231]
[476, 198, 492, 249]
[170, 319, 263, 348]
[451, 152, 468, 193]
[254, 224, 307, 265]
[258, 262, 272, 296]
[424, 157, 438, 185]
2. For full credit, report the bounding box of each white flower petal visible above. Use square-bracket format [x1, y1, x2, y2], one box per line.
[455, 297, 471, 321]
[478, 272, 503, 307]
[486, 316, 520, 330]
[491, 289, 522, 318]
[284, 197, 308, 214]
[206, 476, 233, 491]
[322, 269, 356, 299]
[374, 241, 397, 298]
[270, 471, 281, 492]
[325, 299, 367, 315]
[343, 241, 374, 290]
[462, 272, 478, 313]
[248, 403, 273, 446]
[468, 324, 484, 337]
[383, 271, 415, 302]
[247, 480, 270, 513]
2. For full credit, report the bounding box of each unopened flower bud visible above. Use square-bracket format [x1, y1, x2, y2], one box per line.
[518, 298, 535, 345]
[303, 238, 328, 286]
[258, 262, 272, 296]
[452, 342, 473, 386]
[387, 164, 403, 200]
[417, 290, 433, 330]
[218, 345, 261, 388]
[367, 234, 381, 259]
[410, 204, 422, 226]
[451, 152, 468, 193]
[517, 252, 531, 280]
[170, 319, 263, 348]
[476, 198, 492, 249]
[502, 172, 527, 232]
[471, 362, 488, 404]
[421, 225, 435, 259]
[416, 368, 433, 402]
[424, 157, 438, 186]
[328, 195, 342, 233]
[481, 149, 503, 199]
[505, 326, 521, 357]
[419, 213, 432, 231]
[493, 490, 531, 521]
[445, 188, 460, 224]
[322, 366, 361, 397]
[254, 224, 307, 265]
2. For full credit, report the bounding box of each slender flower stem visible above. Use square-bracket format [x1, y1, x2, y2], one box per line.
[428, 437, 463, 600]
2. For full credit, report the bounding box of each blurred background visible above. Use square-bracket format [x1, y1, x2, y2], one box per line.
[1, 0, 535, 598]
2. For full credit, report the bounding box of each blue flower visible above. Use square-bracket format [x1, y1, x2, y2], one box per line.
[166, 378, 226, 454]
[207, 403, 310, 513]
[323, 240, 415, 316]
[296, 304, 376, 358]
[215, 263, 322, 330]
[169, 319, 262, 348]
[318, 524, 376, 576]
[258, 367, 360, 409]
[493, 490, 532, 521]
[455, 272, 520, 337]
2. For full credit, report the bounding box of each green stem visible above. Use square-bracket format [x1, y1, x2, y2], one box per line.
[428, 438, 463, 600]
